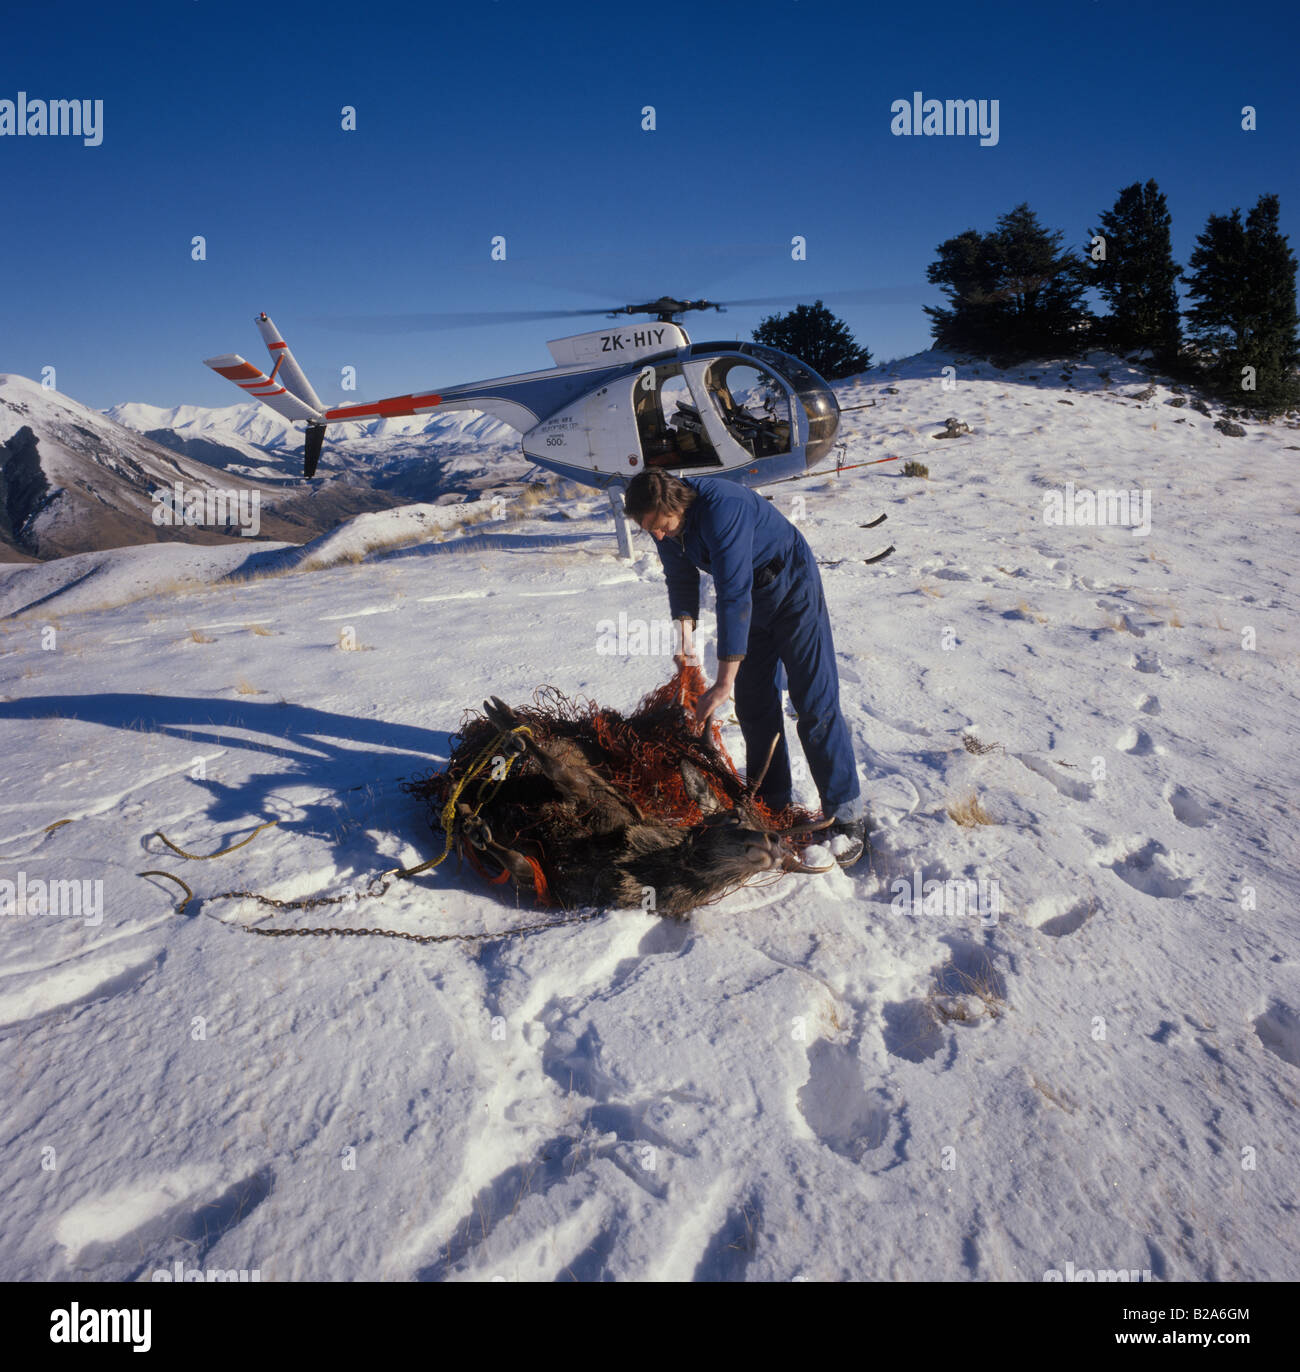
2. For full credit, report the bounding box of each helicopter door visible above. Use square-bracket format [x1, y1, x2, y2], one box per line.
[680, 358, 804, 470]
[632, 363, 723, 469]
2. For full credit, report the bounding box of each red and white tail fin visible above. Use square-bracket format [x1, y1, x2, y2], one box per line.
[252, 312, 326, 413]
[201, 353, 324, 424]
[203, 313, 329, 475]
[203, 312, 326, 423]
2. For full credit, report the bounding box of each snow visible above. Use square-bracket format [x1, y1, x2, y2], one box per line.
[1, 350, 1298, 1282]
[104, 392, 523, 484]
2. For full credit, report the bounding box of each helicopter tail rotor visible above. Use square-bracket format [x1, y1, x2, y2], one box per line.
[203, 312, 329, 477]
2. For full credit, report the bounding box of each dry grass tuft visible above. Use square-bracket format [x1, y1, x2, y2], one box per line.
[246, 623, 274, 636]
[234, 677, 264, 695]
[947, 791, 996, 827]
[188, 628, 215, 644]
[927, 963, 1005, 1024]
[1017, 600, 1047, 624]
[1029, 1074, 1077, 1113]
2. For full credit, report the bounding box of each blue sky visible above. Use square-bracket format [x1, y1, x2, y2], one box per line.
[2, 0, 1297, 409]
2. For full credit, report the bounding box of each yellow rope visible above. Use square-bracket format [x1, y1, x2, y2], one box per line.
[387, 725, 532, 878]
[153, 818, 280, 860]
[0, 817, 75, 860]
[138, 870, 195, 914]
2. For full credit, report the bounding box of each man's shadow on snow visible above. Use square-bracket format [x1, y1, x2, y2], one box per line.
[0, 693, 455, 880]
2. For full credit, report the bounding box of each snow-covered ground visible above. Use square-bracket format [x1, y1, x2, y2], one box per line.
[1, 351, 1297, 1282]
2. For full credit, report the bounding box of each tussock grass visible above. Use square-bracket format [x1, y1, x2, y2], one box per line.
[1029, 1074, 1076, 1113]
[902, 460, 930, 478]
[234, 677, 264, 695]
[67, 577, 215, 618]
[947, 791, 996, 827]
[1017, 600, 1047, 624]
[515, 482, 550, 511]
[928, 957, 1006, 1023]
[441, 507, 494, 536]
[246, 623, 274, 636]
[188, 628, 215, 644]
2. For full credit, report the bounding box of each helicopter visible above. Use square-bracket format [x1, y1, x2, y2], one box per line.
[203, 299, 843, 502]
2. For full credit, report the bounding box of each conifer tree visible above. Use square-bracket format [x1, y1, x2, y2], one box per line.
[752, 300, 871, 380]
[1088, 180, 1181, 361]
[926, 204, 1091, 360]
[1184, 194, 1300, 412]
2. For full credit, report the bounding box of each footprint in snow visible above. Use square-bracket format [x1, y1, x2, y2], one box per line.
[797, 1040, 905, 1166]
[1116, 725, 1156, 756]
[1026, 895, 1095, 938]
[1165, 784, 1211, 828]
[1105, 839, 1196, 900]
[882, 998, 945, 1062]
[1015, 752, 1094, 802]
[1252, 1000, 1300, 1070]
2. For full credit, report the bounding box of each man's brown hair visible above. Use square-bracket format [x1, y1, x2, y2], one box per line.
[623, 470, 697, 524]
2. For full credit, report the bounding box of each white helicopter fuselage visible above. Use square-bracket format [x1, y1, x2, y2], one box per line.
[204, 314, 839, 489]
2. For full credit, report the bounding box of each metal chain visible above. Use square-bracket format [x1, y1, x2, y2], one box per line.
[239, 910, 609, 944]
[141, 826, 609, 946]
[135, 725, 574, 946]
[210, 876, 607, 944]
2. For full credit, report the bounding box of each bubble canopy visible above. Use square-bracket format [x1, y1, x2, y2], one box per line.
[688, 340, 841, 465]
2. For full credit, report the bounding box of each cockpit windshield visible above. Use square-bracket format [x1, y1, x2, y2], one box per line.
[737, 343, 841, 464]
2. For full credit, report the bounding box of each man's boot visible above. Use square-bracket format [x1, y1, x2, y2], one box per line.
[827, 814, 870, 869]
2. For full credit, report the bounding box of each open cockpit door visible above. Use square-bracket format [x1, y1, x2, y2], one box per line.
[680, 354, 803, 469]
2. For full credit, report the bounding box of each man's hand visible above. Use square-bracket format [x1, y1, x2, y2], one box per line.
[694, 659, 742, 725]
[693, 681, 732, 726]
[674, 617, 699, 669]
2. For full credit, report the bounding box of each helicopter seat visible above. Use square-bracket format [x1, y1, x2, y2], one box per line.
[645, 447, 683, 468]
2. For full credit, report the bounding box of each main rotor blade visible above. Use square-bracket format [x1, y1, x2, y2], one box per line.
[309, 306, 615, 334]
[721, 285, 932, 309]
[309, 281, 932, 335]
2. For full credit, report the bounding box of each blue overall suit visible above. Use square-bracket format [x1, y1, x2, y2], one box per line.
[652, 478, 864, 822]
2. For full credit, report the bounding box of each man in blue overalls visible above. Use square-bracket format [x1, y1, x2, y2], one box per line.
[623, 469, 868, 867]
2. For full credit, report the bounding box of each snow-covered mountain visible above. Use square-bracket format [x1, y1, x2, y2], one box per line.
[105, 394, 527, 492]
[0, 375, 453, 562]
[2, 350, 1297, 1283]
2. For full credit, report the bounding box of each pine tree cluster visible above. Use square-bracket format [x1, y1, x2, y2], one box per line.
[923, 184, 1299, 414]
